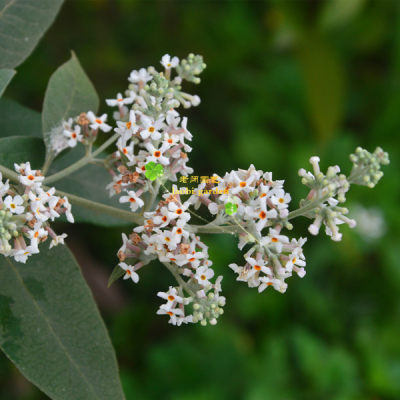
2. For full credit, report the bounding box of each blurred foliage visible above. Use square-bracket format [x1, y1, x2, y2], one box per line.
[1, 0, 399, 399]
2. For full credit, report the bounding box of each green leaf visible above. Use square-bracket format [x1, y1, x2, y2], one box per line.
[225, 202, 238, 215]
[0, 136, 45, 169]
[0, 245, 125, 400]
[0, 0, 64, 68]
[42, 52, 99, 151]
[108, 265, 125, 288]
[0, 98, 42, 138]
[318, 0, 366, 30]
[145, 161, 164, 181]
[0, 69, 15, 97]
[297, 32, 346, 142]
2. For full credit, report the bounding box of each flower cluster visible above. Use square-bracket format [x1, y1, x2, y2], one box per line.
[0, 162, 74, 263]
[104, 53, 205, 210]
[98, 55, 390, 327]
[185, 165, 307, 293]
[118, 188, 225, 326]
[49, 112, 112, 158]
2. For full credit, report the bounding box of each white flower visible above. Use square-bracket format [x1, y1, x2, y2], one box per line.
[119, 262, 139, 283]
[145, 142, 171, 165]
[128, 68, 152, 83]
[12, 245, 39, 264]
[119, 191, 144, 212]
[87, 111, 112, 132]
[4, 195, 24, 214]
[139, 115, 163, 141]
[15, 162, 44, 187]
[194, 265, 214, 286]
[106, 92, 134, 107]
[161, 54, 179, 69]
[63, 125, 82, 147]
[156, 304, 185, 326]
[49, 233, 68, 248]
[62, 197, 74, 223]
[28, 223, 48, 245]
[157, 287, 187, 310]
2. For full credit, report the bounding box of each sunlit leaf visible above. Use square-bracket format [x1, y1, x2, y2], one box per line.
[0, 0, 64, 68]
[42, 52, 99, 152]
[0, 69, 15, 97]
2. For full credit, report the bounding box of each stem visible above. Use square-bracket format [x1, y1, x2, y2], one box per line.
[145, 181, 161, 212]
[186, 223, 242, 234]
[54, 189, 144, 224]
[287, 193, 330, 220]
[0, 165, 19, 182]
[163, 262, 195, 297]
[44, 132, 119, 185]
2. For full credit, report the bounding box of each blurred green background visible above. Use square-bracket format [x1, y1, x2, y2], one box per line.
[1, 0, 400, 399]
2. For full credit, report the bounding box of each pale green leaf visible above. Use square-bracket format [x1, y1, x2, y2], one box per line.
[0, 0, 64, 68]
[42, 52, 99, 151]
[0, 245, 125, 400]
[108, 265, 125, 288]
[0, 98, 42, 138]
[0, 68, 15, 97]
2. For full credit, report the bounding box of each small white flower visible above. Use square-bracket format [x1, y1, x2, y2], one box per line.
[49, 233, 68, 249]
[128, 68, 152, 83]
[119, 262, 139, 283]
[194, 265, 214, 286]
[145, 142, 171, 165]
[161, 54, 179, 69]
[119, 191, 144, 212]
[63, 125, 82, 147]
[106, 92, 134, 107]
[157, 287, 186, 309]
[87, 111, 112, 132]
[4, 195, 24, 214]
[139, 115, 163, 141]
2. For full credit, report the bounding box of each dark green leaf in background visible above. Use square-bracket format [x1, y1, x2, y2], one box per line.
[0, 98, 42, 138]
[0, 245, 125, 400]
[0, 0, 64, 69]
[42, 52, 99, 151]
[0, 69, 15, 97]
[297, 33, 346, 143]
[0, 136, 44, 169]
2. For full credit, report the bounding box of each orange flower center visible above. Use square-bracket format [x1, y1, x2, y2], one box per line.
[259, 211, 266, 219]
[254, 265, 261, 271]
[154, 151, 161, 157]
[28, 175, 35, 181]
[239, 182, 246, 187]
[95, 118, 102, 124]
[168, 295, 175, 301]
[129, 197, 136, 202]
